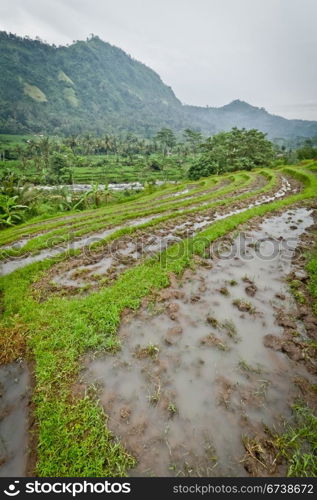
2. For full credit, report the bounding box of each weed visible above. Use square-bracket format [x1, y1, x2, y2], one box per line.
[221, 319, 238, 340]
[274, 404, 317, 477]
[168, 402, 178, 416]
[238, 360, 262, 374]
[232, 298, 256, 314]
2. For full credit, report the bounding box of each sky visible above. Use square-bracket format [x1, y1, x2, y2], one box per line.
[1, 0, 317, 120]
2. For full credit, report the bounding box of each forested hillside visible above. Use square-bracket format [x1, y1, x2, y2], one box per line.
[1, 31, 317, 140]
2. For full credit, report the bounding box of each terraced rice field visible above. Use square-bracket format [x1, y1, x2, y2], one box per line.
[0, 163, 316, 477]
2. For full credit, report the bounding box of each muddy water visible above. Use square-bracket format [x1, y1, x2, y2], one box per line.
[0, 362, 30, 477]
[49, 176, 296, 291]
[82, 208, 313, 477]
[0, 214, 164, 277]
[0, 181, 223, 254]
[0, 175, 295, 279]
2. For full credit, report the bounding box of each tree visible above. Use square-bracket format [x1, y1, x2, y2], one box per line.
[188, 128, 275, 180]
[183, 128, 203, 152]
[49, 152, 72, 184]
[154, 128, 176, 155]
[296, 139, 317, 160]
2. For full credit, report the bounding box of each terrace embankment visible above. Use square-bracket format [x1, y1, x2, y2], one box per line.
[0, 170, 264, 266]
[33, 174, 298, 298]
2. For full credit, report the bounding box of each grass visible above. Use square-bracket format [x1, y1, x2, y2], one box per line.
[0, 324, 27, 364]
[271, 229, 317, 477]
[274, 404, 317, 477]
[1, 167, 276, 258]
[232, 298, 257, 314]
[0, 165, 315, 476]
[0, 175, 243, 258]
[0, 171, 243, 252]
[288, 279, 306, 304]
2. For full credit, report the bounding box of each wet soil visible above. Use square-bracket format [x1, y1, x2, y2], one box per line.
[81, 206, 315, 477]
[0, 181, 221, 255]
[0, 361, 30, 477]
[0, 173, 273, 273]
[34, 175, 299, 300]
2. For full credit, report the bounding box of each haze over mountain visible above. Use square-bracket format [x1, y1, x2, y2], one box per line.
[1, 31, 317, 140]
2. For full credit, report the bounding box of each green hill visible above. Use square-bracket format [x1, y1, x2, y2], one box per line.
[1, 31, 317, 140]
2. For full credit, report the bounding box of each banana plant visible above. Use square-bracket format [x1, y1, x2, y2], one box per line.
[0, 194, 28, 226]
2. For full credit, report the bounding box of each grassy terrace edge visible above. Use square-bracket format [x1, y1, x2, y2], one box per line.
[0, 167, 315, 476]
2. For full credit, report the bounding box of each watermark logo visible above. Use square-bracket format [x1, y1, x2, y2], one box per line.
[4, 481, 20, 497]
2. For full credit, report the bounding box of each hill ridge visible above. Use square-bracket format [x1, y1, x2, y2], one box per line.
[1, 31, 317, 139]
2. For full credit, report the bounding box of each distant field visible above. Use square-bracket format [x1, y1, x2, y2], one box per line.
[0, 150, 194, 184]
[0, 133, 39, 145]
[72, 155, 193, 183]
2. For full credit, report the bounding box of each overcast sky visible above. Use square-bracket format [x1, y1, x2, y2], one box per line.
[1, 0, 317, 120]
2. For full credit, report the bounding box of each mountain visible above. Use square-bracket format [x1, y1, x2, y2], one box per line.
[185, 100, 317, 142]
[1, 31, 317, 140]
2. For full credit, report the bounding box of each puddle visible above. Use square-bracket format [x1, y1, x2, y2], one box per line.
[0, 361, 30, 477]
[82, 208, 314, 476]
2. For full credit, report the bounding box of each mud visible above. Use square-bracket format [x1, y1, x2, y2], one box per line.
[82, 207, 314, 476]
[36, 175, 299, 297]
[0, 213, 165, 277]
[0, 361, 30, 477]
[0, 181, 216, 253]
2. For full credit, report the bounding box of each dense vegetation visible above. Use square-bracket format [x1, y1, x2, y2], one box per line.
[188, 128, 275, 179]
[1, 127, 316, 228]
[1, 31, 317, 140]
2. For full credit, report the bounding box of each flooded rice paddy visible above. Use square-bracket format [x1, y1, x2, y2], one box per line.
[41, 176, 296, 294]
[0, 172, 279, 277]
[82, 208, 314, 476]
